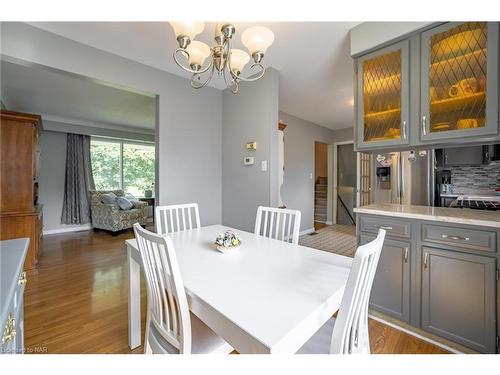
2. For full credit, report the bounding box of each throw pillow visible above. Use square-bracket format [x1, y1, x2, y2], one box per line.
[116, 196, 134, 210]
[100, 192, 117, 205]
[125, 193, 138, 202]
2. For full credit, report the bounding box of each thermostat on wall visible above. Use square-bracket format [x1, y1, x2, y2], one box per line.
[246, 141, 257, 150]
[244, 156, 255, 165]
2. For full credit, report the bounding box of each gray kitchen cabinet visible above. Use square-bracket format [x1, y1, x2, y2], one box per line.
[360, 234, 411, 322]
[355, 40, 410, 151]
[354, 22, 500, 152]
[419, 22, 499, 143]
[421, 246, 497, 353]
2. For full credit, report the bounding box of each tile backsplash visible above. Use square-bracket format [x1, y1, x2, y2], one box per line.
[451, 163, 500, 195]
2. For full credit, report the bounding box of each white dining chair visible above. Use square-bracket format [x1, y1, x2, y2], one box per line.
[155, 203, 201, 235]
[133, 223, 233, 354]
[297, 229, 386, 354]
[254, 206, 302, 244]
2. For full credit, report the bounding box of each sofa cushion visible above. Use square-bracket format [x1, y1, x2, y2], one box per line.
[101, 192, 117, 205]
[125, 193, 139, 202]
[116, 196, 134, 210]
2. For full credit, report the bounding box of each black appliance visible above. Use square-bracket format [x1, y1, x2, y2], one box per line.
[451, 195, 500, 211]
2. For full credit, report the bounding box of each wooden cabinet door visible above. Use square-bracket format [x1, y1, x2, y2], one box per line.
[356, 40, 410, 150]
[360, 235, 411, 322]
[420, 22, 499, 142]
[421, 247, 497, 353]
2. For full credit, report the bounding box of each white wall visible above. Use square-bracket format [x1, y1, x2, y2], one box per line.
[1, 22, 222, 226]
[279, 111, 353, 232]
[221, 69, 279, 232]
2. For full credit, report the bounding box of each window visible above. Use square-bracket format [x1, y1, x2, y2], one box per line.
[90, 138, 155, 197]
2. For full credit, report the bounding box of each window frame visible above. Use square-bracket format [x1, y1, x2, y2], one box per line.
[90, 136, 155, 195]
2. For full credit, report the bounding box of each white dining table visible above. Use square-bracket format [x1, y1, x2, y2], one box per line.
[126, 224, 353, 354]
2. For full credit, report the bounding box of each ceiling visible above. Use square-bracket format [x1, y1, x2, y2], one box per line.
[27, 22, 359, 130]
[1, 60, 156, 130]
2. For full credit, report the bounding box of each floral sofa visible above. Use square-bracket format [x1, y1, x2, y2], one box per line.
[90, 190, 148, 233]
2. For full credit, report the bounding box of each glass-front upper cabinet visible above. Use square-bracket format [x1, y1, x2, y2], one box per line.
[420, 22, 499, 141]
[356, 40, 410, 150]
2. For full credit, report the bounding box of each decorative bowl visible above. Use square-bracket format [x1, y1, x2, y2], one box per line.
[215, 244, 241, 254]
[214, 230, 242, 254]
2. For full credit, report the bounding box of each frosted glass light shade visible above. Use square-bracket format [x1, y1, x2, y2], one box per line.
[169, 22, 205, 40]
[229, 49, 250, 74]
[241, 26, 274, 55]
[186, 41, 211, 67]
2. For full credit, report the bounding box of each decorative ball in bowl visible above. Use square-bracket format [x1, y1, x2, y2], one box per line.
[214, 230, 242, 253]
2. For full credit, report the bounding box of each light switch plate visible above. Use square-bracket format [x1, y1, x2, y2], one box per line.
[261, 160, 268, 171]
[244, 156, 255, 165]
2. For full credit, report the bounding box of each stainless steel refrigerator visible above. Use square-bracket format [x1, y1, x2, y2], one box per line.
[372, 150, 435, 206]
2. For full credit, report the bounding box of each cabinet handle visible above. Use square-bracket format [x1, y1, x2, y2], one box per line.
[441, 234, 470, 241]
[423, 252, 429, 268]
[402, 120, 407, 140]
[422, 115, 427, 135]
[373, 225, 392, 231]
[2, 314, 16, 345]
[18, 271, 27, 286]
[404, 248, 409, 263]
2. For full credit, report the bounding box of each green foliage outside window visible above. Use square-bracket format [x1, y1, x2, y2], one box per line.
[90, 139, 155, 197]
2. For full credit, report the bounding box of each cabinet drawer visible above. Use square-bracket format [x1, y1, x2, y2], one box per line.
[359, 215, 411, 239]
[421, 224, 496, 253]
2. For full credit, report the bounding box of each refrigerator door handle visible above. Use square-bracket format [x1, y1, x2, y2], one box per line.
[398, 152, 404, 204]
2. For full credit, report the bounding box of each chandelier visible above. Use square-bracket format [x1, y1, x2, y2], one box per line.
[169, 22, 274, 93]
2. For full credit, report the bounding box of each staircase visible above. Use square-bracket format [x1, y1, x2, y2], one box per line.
[314, 176, 328, 223]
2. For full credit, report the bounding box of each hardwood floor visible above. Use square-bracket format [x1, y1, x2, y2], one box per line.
[24, 228, 448, 354]
[314, 221, 328, 231]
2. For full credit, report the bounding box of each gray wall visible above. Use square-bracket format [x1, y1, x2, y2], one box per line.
[1, 22, 222, 226]
[279, 112, 353, 232]
[44, 119, 155, 142]
[350, 22, 433, 56]
[39, 131, 89, 232]
[221, 69, 279, 232]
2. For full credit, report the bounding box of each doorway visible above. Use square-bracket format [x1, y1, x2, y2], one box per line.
[314, 141, 329, 229]
[333, 142, 357, 225]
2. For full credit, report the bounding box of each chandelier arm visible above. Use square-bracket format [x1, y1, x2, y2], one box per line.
[173, 48, 213, 75]
[229, 63, 266, 82]
[223, 67, 239, 94]
[190, 63, 215, 89]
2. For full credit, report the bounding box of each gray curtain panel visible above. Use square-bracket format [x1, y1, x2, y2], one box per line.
[61, 133, 96, 224]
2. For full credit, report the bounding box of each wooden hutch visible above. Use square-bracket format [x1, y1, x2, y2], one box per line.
[0, 110, 43, 272]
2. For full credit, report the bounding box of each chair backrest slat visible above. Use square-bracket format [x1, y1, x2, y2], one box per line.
[330, 229, 386, 354]
[254, 206, 301, 244]
[156, 203, 201, 235]
[133, 223, 192, 353]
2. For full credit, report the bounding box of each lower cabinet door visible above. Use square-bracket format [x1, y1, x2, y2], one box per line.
[421, 247, 497, 353]
[361, 235, 411, 322]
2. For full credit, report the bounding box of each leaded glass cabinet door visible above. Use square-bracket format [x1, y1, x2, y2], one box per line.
[420, 22, 499, 141]
[356, 40, 410, 150]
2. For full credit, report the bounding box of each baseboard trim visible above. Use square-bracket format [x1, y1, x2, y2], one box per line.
[300, 228, 315, 236]
[43, 225, 92, 235]
[325, 221, 333, 225]
[368, 314, 463, 354]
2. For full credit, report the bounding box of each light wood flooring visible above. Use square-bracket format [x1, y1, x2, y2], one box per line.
[23, 228, 448, 354]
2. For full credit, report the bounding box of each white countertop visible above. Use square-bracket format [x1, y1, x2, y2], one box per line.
[354, 204, 500, 228]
